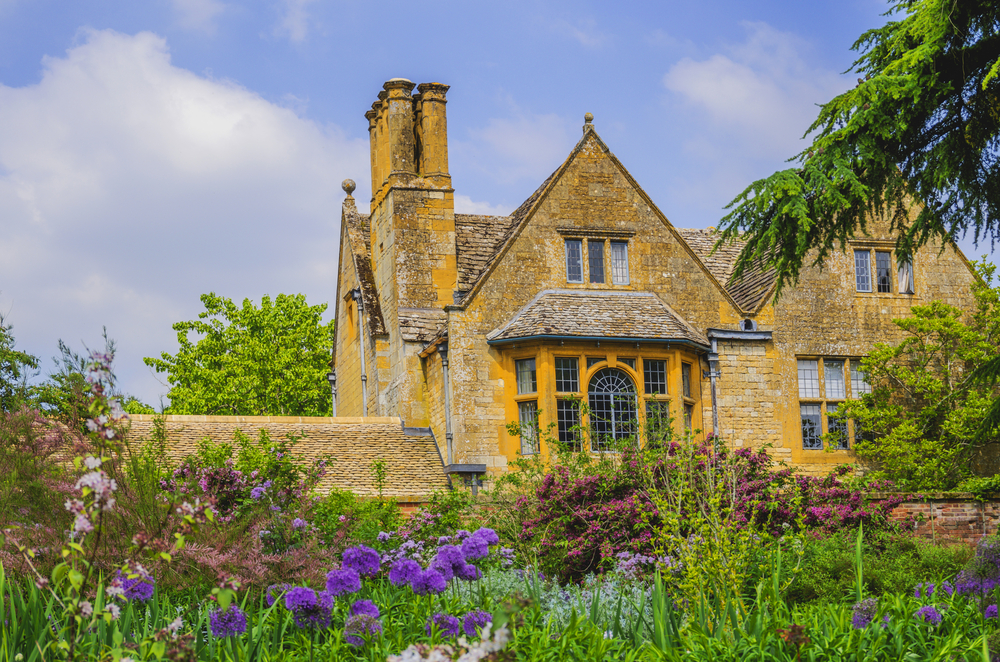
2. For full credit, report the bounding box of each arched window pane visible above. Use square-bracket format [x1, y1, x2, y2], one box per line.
[588, 368, 636, 451]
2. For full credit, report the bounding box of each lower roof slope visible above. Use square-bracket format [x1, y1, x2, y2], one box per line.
[486, 290, 710, 348]
[126, 415, 448, 499]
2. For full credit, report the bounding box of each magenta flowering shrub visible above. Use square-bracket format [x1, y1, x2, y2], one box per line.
[520, 445, 908, 581]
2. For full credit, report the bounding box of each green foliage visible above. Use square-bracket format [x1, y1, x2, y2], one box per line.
[719, 0, 1000, 295]
[0, 408, 73, 527]
[786, 527, 971, 604]
[145, 292, 336, 416]
[0, 315, 38, 413]
[837, 260, 1000, 490]
[311, 487, 401, 548]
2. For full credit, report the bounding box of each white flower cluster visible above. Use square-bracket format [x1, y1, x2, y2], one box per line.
[386, 624, 510, 662]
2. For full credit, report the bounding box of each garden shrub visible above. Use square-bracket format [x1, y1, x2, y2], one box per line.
[786, 527, 972, 603]
[312, 487, 401, 549]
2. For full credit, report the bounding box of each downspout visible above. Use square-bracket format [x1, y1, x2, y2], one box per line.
[440, 342, 454, 466]
[352, 288, 368, 416]
[708, 338, 720, 449]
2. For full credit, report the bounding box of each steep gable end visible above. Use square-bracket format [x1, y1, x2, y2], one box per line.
[341, 197, 387, 336]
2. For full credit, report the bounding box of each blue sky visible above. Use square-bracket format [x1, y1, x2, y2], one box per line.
[1, 0, 994, 407]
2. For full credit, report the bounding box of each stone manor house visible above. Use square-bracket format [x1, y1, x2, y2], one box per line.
[331, 77, 978, 482]
[131, 77, 978, 500]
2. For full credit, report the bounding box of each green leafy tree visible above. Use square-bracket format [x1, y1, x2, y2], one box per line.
[0, 315, 39, 412]
[145, 293, 336, 416]
[719, 0, 1000, 294]
[837, 260, 1000, 490]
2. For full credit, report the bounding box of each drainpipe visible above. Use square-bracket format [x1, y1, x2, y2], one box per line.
[351, 288, 368, 416]
[440, 342, 454, 466]
[708, 338, 720, 449]
[327, 369, 337, 416]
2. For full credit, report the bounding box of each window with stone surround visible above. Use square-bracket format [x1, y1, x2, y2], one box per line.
[543, 352, 695, 452]
[797, 357, 870, 450]
[518, 400, 539, 455]
[854, 246, 915, 296]
[560, 231, 632, 287]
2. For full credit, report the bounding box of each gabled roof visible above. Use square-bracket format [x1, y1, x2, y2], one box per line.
[341, 197, 387, 335]
[455, 214, 520, 292]
[127, 415, 448, 499]
[675, 228, 778, 312]
[486, 289, 710, 349]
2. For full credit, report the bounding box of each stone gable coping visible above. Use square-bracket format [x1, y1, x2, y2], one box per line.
[341, 197, 387, 336]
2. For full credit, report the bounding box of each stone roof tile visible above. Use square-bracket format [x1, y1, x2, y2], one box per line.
[125, 415, 447, 498]
[487, 290, 709, 347]
[675, 228, 777, 312]
[398, 307, 448, 342]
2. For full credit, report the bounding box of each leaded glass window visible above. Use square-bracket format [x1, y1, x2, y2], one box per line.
[798, 360, 820, 398]
[876, 251, 892, 293]
[611, 242, 629, 284]
[682, 363, 692, 398]
[518, 401, 538, 455]
[801, 404, 822, 449]
[618, 357, 636, 370]
[851, 364, 871, 395]
[555, 357, 579, 392]
[855, 250, 872, 292]
[644, 359, 667, 395]
[588, 368, 636, 451]
[827, 404, 849, 449]
[515, 358, 536, 394]
[565, 240, 583, 283]
[588, 240, 605, 284]
[825, 361, 845, 399]
[557, 399, 581, 451]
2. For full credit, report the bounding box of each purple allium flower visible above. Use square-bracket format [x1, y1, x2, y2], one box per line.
[389, 559, 422, 587]
[941, 581, 954, 596]
[342, 545, 381, 577]
[411, 569, 447, 595]
[987, 605, 999, 619]
[915, 605, 943, 625]
[209, 605, 247, 638]
[851, 598, 877, 629]
[377, 531, 392, 543]
[292, 518, 307, 530]
[266, 583, 290, 607]
[345, 614, 382, 646]
[349, 600, 380, 619]
[284, 587, 334, 629]
[455, 563, 482, 581]
[437, 536, 452, 545]
[453, 530, 472, 542]
[431, 545, 466, 581]
[915, 582, 935, 598]
[472, 528, 499, 546]
[250, 487, 266, 500]
[463, 610, 492, 637]
[461, 536, 489, 561]
[425, 613, 461, 638]
[325, 568, 362, 596]
[115, 568, 155, 602]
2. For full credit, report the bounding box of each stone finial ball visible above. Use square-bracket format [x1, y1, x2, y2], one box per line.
[342, 179, 356, 195]
[584, 112, 594, 123]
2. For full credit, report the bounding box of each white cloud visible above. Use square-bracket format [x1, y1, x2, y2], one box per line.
[172, 0, 226, 34]
[454, 195, 511, 216]
[0, 29, 368, 404]
[663, 21, 845, 158]
[273, 0, 320, 43]
[553, 17, 607, 48]
[453, 105, 574, 186]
